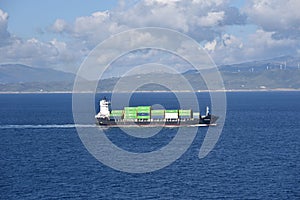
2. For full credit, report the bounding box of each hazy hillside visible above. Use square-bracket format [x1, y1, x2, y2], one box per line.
[95, 68, 300, 92]
[95, 55, 300, 91]
[219, 55, 300, 72]
[0, 64, 75, 83]
[0, 56, 300, 92]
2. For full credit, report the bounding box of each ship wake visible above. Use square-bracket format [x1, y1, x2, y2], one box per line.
[0, 124, 97, 129]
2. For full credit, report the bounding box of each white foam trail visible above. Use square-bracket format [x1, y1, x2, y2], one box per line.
[0, 124, 97, 129]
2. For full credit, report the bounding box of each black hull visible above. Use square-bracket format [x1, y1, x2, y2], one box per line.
[96, 115, 218, 127]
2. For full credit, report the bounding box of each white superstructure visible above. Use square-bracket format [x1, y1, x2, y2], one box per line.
[95, 98, 111, 119]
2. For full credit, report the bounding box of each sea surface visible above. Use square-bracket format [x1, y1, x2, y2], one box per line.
[0, 92, 299, 199]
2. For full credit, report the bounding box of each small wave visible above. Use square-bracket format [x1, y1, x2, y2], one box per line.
[0, 124, 97, 129]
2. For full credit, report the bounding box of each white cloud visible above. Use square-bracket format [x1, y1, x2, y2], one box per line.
[74, 11, 109, 34]
[1, 9, 53, 66]
[0, 9, 10, 46]
[52, 19, 68, 33]
[208, 29, 299, 64]
[222, 34, 243, 48]
[192, 0, 227, 8]
[204, 40, 217, 51]
[55, 10, 128, 48]
[244, 0, 300, 39]
[0, 9, 8, 28]
[50, 39, 82, 65]
[145, 0, 181, 6]
[53, 0, 245, 45]
[245, 29, 298, 58]
[0, 9, 8, 30]
[208, 33, 244, 64]
[0, 15, 82, 71]
[0, 36, 85, 71]
[114, 1, 189, 32]
[197, 11, 225, 27]
[0, 37, 56, 64]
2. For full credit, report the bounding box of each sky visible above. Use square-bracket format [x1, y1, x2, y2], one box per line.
[0, 0, 299, 73]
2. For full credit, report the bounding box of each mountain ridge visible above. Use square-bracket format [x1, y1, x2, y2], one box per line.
[0, 64, 75, 84]
[0, 55, 300, 92]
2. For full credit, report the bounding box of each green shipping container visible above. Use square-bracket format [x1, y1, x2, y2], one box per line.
[124, 112, 137, 115]
[124, 113, 137, 119]
[151, 110, 165, 115]
[124, 116, 137, 119]
[137, 116, 150, 119]
[137, 106, 151, 113]
[111, 110, 123, 116]
[124, 107, 137, 114]
[124, 107, 137, 111]
[179, 110, 192, 116]
[124, 113, 137, 116]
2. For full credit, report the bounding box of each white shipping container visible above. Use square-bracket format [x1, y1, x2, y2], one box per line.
[165, 112, 178, 119]
[193, 112, 200, 119]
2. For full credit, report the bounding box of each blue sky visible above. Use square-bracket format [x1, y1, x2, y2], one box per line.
[0, 0, 299, 73]
[0, 0, 118, 39]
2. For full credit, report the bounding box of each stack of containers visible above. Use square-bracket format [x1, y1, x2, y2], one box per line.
[124, 107, 137, 120]
[193, 112, 200, 119]
[110, 110, 124, 120]
[151, 110, 165, 120]
[165, 110, 179, 119]
[179, 109, 192, 119]
[137, 106, 151, 120]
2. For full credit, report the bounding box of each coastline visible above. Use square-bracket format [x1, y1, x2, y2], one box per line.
[0, 88, 300, 94]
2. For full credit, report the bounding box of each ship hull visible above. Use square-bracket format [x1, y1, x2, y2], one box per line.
[96, 115, 218, 127]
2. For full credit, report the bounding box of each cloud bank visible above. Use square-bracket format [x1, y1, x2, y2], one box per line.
[0, 0, 299, 72]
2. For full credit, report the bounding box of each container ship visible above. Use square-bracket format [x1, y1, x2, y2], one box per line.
[95, 98, 218, 127]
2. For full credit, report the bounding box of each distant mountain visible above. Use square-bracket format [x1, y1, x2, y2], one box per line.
[0, 64, 75, 84]
[218, 55, 300, 73]
[1, 56, 300, 92]
[96, 55, 300, 91]
[95, 67, 300, 92]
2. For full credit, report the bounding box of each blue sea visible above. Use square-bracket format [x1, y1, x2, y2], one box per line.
[0, 92, 299, 199]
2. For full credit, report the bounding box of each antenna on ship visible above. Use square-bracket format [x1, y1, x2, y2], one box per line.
[206, 106, 210, 116]
[284, 61, 287, 70]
